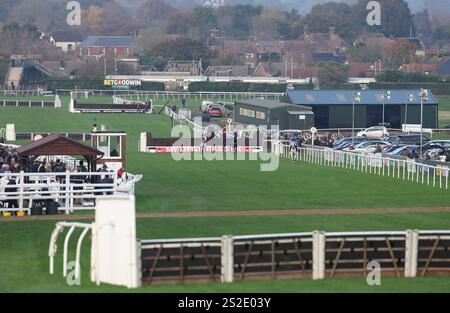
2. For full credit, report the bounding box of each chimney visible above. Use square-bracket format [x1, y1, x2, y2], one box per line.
[329, 27, 336, 38]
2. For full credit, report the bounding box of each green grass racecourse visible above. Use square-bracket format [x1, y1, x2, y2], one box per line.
[1, 94, 450, 292]
[1, 103, 449, 212]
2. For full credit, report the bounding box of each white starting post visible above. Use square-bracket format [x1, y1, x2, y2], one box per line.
[48, 195, 141, 289]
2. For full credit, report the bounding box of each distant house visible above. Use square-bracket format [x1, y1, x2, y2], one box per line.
[355, 33, 427, 57]
[214, 26, 349, 70]
[396, 37, 427, 57]
[400, 62, 437, 74]
[49, 31, 83, 53]
[166, 61, 202, 76]
[354, 33, 391, 50]
[204, 65, 250, 77]
[206, 29, 224, 54]
[283, 27, 349, 65]
[251, 64, 269, 78]
[78, 36, 136, 57]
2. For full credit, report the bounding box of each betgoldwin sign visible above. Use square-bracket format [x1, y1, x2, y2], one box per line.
[104, 79, 142, 89]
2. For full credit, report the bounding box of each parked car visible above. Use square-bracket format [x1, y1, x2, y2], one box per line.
[387, 145, 418, 157]
[393, 135, 430, 145]
[335, 142, 353, 150]
[381, 136, 399, 143]
[421, 142, 450, 160]
[201, 101, 225, 112]
[426, 140, 450, 150]
[207, 104, 223, 117]
[357, 126, 389, 139]
[350, 141, 391, 153]
[333, 137, 368, 149]
[201, 101, 215, 112]
[383, 144, 403, 154]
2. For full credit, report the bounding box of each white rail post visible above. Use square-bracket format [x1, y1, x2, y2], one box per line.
[417, 163, 420, 183]
[221, 235, 234, 283]
[446, 168, 449, 190]
[422, 165, 425, 184]
[312, 231, 325, 280]
[65, 170, 70, 211]
[403, 160, 406, 180]
[404, 230, 419, 278]
[433, 168, 436, 187]
[387, 157, 390, 176]
[17, 171, 25, 212]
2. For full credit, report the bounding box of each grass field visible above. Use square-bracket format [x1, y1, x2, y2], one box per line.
[1, 94, 450, 292]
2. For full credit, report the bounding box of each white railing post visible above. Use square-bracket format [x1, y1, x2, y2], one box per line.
[312, 231, 325, 280]
[221, 235, 234, 283]
[65, 171, 70, 211]
[404, 230, 419, 278]
[19, 171, 24, 212]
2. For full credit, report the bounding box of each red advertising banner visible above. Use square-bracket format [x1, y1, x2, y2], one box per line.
[148, 146, 262, 153]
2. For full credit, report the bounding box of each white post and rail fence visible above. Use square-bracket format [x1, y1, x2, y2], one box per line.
[0, 171, 142, 215]
[274, 144, 450, 191]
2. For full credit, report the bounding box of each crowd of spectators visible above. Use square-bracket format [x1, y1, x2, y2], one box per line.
[280, 131, 343, 148]
[0, 143, 21, 173]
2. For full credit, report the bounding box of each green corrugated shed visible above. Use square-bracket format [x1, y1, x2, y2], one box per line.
[235, 99, 314, 130]
[282, 89, 439, 129]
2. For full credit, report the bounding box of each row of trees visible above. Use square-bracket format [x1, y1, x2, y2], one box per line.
[0, 0, 446, 43]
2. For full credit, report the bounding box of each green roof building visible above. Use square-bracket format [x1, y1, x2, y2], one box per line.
[234, 99, 314, 130]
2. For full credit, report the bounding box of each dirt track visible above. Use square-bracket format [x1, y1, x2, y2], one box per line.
[2, 207, 450, 222]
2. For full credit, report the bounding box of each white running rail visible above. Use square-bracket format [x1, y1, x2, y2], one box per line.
[275, 144, 450, 190]
[0, 171, 143, 214]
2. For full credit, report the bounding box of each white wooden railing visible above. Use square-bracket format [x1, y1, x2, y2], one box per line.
[275, 144, 450, 190]
[68, 90, 283, 101]
[0, 171, 142, 214]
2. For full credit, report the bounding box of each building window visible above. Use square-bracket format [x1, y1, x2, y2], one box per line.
[97, 135, 122, 159]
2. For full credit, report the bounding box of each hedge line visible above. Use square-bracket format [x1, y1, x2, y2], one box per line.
[46, 79, 165, 91]
[188, 81, 314, 92]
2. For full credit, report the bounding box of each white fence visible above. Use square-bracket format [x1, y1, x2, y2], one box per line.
[0, 171, 142, 214]
[67, 90, 283, 101]
[0, 90, 50, 97]
[165, 107, 203, 131]
[276, 145, 450, 190]
[0, 94, 61, 108]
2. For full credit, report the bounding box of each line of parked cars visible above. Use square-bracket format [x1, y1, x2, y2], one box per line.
[332, 127, 450, 161]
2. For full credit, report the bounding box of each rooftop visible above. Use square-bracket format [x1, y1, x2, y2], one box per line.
[51, 31, 83, 42]
[16, 134, 103, 157]
[236, 99, 312, 110]
[284, 89, 439, 106]
[79, 36, 136, 47]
